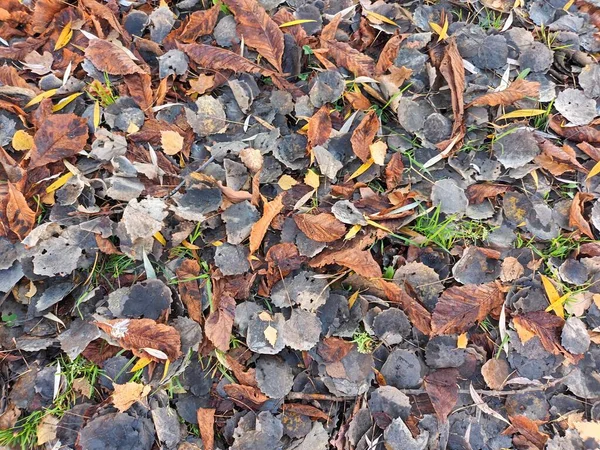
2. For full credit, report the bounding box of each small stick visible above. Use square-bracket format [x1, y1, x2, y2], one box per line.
[164, 155, 216, 199]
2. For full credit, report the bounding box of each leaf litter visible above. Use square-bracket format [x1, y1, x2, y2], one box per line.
[2, 0, 600, 449]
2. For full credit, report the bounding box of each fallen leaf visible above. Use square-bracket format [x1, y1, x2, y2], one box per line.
[456, 332, 468, 348]
[54, 21, 72, 51]
[469, 79, 540, 107]
[481, 359, 510, 390]
[6, 183, 36, 240]
[304, 169, 320, 189]
[249, 194, 284, 254]
[549, 115, 600, 143]
[310, 240, 382, 277]
[375, 33, 404, 75]
[294, 213, 346, 243]
[540, 274, 564, 319]
[160, 130, 184, 155]
[369, 141, 387, 166]
[503, 415, 548, 449]
[307, 106, 331, 149]
[431, 283, 505, 335]
[465, 183, 512, 204]
[424, 368, 458, 423]
[348, 158, 374, 180]
[500, 257, 524, 282]
[571, 420, 600, 442]
[351, 110, 380, 163]
[569, 192, 594, 239]
[323, 40, 376, 77]
[223, 383, 269, 410]
[282, 403, 329, 421]
[177, 2, 220, 43]
[112, 382, 151, 412]
[513, 311, 577, 362]
[176, 259, 204, 324]
[264, 325, 278, 346]
[317, 336, 354, 363]
[84, 39, 146, 75]
[278, 174, 297, 190]
[11, 129, 34, 151]
[36, 414, 59, 445]
[438, 38, 465, 143]
[535, 139, 587, 176]
[239, 147, 263, 172]
[197, 408, 216, 450]
[205, 295, 236, 351]
[385, 152, 404, 189]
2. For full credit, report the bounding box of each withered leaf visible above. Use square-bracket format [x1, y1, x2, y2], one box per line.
[112, 382, 151, 412]
[317, 337, 354, 363]
[176, 259, 203, 324]
[224, 0, 285, 72]
[28, 113, 88, 169]
[377, 279, 431, 336]
[438, 38, 465, 143]
[272, 8, 309, 47]
[324, 40, 376, 77]
[177, 3, 220, 43]
[424, 368, 459, 423]
[282, 404, 329, 421]
[294, 213, 346, 243]
[84, 39, 146, 75]
[465, 183, 512, 204]
[549, 115, 600, 143]
[503, 415, 549, 450]
[431, 283, 504, 335]
[307, 106, 331, 149]
[249, 194, 284, 254]
[469, 79, 540, 107]
[266, 242, 303, 287]
[31, 0, 66, 34]
[197, 408, 216, 450]
[124, 73, 154, 115]
[385, 152, 404, 189]
[204, 295, 235, 351]
[351, 110, 380, 163]
[223, 383, 269, 410]
[512, 311, 574, 360]
[535, 139, 587, 177]
[95, 318, 182, 362]
[569, 192, 595, 239]
[375, 33, 404, 75]
[6, 183, 35, 240]
[310, 244, 381, 277]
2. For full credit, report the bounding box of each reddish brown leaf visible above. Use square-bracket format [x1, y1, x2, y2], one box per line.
[28, 113, 88, 170]
[323, 40, 376, 77]
[310, 244, 381, 278]
[176, 259, 204, 325]
[282, 404, 329, 421]
[569, 192, 595, 239]
[385, 152, 404, 189]
[249, 194, 284, 254]
[350, 110, 380, 162]
[85, 40, 145, 76]
[223, 384, 269, 410]
[95, 318, 182, 362]
[469, 79, 540, 107]
[307, 106, 332, 149]
[424, 368, 459, 423]
[124, 73, 154, 116]
[431, 283, 504, 335]
[375, 33, 404, 75]
[465, 183, 512, 204]
[80, 0, 126, 36]
[376, 279, 431, 336]
[5, 182, 35, 240]
[31, 0, 65, 34]
[534, 139, 587, 176]
[265, 242, 303, 287]
[81, 339, 121, 365]
[317, 337, 354, 363]
[503, 415, 549, 450]
[577, 141, 600, 161]
[197, 408, 216, 450]
[438, 39, 465, 142]
[549, 114, 600, 143]
[225, 354, 258, 387]
[294, 213, 346, 243]
[205, 295, 235, 351]
[272, 8, 309, 47]
[177, 3, 221, 43]
[95, 235, 121, 255]
[344, 89, 372, 110]
[224, 0, 285, 72]
[320, 13, 342, 42]
[0, 64, 32, 89]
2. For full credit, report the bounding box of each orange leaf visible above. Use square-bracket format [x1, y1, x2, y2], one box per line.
[351, 110, 380, 162]
[569, 192, 595, 239]
[294, 213, 346, 242]
[469, 79, 540, 107]
[307, 106, 331, 149]
[249, 194, 284, 254]
[6, 183, 36, 240]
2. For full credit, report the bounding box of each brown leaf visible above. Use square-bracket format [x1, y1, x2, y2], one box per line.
[431, 283, 504, 335]
[469, 79, 540, 107]
[225, 354, 258, 387]
[375, 33, 404, 75]
[350, 110, 380, 162]
[0, 64, 32, 89]
[176, 259, 204, 325]
[80, 0, 126, 36]
[577, 141, 600, 161]
[31, 0, 65, 34]
[465, 183, 512, 204]
[177, 3, 221, 43]
[249, 194, 284, 254]
[569, 192, 595, 239]
[535, 139, 587, 176]
[317, 337, 354, 363]
[320, 12, 342, 42]
[323, 40, 376, 77]
[282, 404, 329, 421]
[438, 39, 465, 142]
[377, 279, 432, 335]
[512, 311, 571, 359]
[385, 152, 404, 189]
[265, 242, 303, 287]
[549, 114, 600, 143]
[205, 295, 236, 351]
[6, 183, 35, 240]
[307, 106, 331, 149]
[84, 39, 146, 76]
[28, 113, 88, 170]
[272, 8, 309, 47]
[95, 235, 121, 255]
[223, 383, 269, 410]
[424, 368, 458, 423]
[124, 73, 154, 115]
[310, 244, 381, 277]
[481, 358, 510, 390]
[503, 415, 549, 450]
[500, 257, 524, 282]
[197, 408, 216, 450]
[95, 318, 182, 362]
[224, 0, 285, 72]
[344, 89, 372, 110]
[112, 382, 151, 412]
[294, 213, 346, 243]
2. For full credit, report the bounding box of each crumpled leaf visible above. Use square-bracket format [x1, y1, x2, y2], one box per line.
[469, 78, 540, 107]
[569, 192, 595, 239]
[176, 2, 220, 43]
[351, 110, 380, 163]
[205, 295, 235, 351]
[85, 39, 146, 75]
[112, 382, 151, 412]
[6, 183, 35, 240]
[307, 106, 331, 150]
[294, 213, 346, 243]
[503, 415, 548, 449]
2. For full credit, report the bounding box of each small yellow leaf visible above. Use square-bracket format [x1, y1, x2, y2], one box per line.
[126, 122, 140, 134]
[545, 293, 571, 318]
[349, 158, 374, 180]
[12, 129, 34, 151]
[181, 240, 200, 250]
[348, 290, 360, 309]
[129, 357, 152, 373]
[429, 16, 448, 41]
[345, 224, 362, 240]
[54, 21, 73, 51]
[212, 240, 223, 247]
[46, 172, 74, 193]
[304, 169, 320, 189]
[153, 231, 166, 246]
[586, 160, 600, 180]
[264, 325, 278, 346]
[278, 174, 298, 190]
[161, 130, 184, 155]
[112, 382, 151, 412]
[457, 332, 468, 349]
[279, 19, 317, 27]
[52, 92, 83, 112]
[563, 0, 575, 10]
[365, 10, 398, 27]
[366, 219, 392, 233]
[160, 359, 171, 382]
[497, 109, 547, 120]
[369, 140, 387, 166]
[258, 311, 272, 321]
[93, 101, 101, 130]
[25, 89, 57, 108]
[540, 274, 564, 319]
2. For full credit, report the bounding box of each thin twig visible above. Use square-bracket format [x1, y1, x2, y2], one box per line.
[164, 155, 216, 199]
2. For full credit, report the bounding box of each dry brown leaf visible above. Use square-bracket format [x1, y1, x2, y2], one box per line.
[249, 194, 284, 254]
[28, 113, 88, 169]
[344, 89, 372, 110]
[36, 414, 59, 446]
[205, 295, 235, 351]
[469, 79, 540, 107]
[282, 403, 329, 421]
[84, 39, 145, 76]
[481, 358, 510, 390]
[176, 259, 204, 324]
[160, 130, 184, 155]
[112, 382, 151, 412]
[223, 384, 269, 410]
[187, 74, 216, 96]
[569, 192, 595, 239]
[465, 183, 512, 204]
[320, 12, 342, 42]
[323, 40, 376, 77]
[431, 283, 504, 335]
[0, 64, 32, 89]
[80, 0, 125, 36]
[124, 73, 154, 115]
[239, 147, 263, 172]
[535, 139, 587, 176]
[438, 38, 465, 145]
[177, 2, 221, 43]
[424, 368, 459, 423]
[317, 336, 354, 363]
[294, 213, 346, 242]
[500, 257, 524, 282]
[375, 33, 404, 75]
[351, 110, 380, 162]
[549, 114, 600, 143]
[6, 183, 35, 241]
[307, 106, 331, 149]
[374, 279, 432, 335]
[503, 415, 549, 449]
[31, 0, 65, 33]
[272, 7, 309, 47]
[577, 141, 600, 161]
[197, 408, 216, 450]
[95, 318, 182, 362]
[385, 152, 404, 189]
[266, 242, 303, 287]
[370, 141, 387, 166]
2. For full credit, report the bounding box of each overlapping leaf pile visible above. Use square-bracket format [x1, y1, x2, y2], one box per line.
[2, 0, 600, 449]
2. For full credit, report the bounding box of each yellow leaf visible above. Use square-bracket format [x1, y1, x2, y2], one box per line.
[304, 169, 320, 189]
[279, 19, 317, 27]
[264, 325, 278, 346]
[545, 293, 571, 317]
[365, 10, 398, 27]
[129, 357, 152, 372]
[586, 160, 600, 180]
[45, 172, 74, 193]
[429, 16, 448, 41]
[93, 101, 101, 130]
[181, 240, 200, 250]
[212, 240, 223, 247]
[112, 382, 151, 412]
[258, 311, 272, 321]
[457, 332, 468, 348]
[153, 231, 166, 246]
[514, 320, 536, 344]
[54, 21, 72, 51]
[160, 130, 184, 155]
[51, 92, 82, 112]
[497, 109, 547, 120]
[127, 122, 140, 134]
[278, 174, 298, 190]
[366, 219, 392, 233]
[369, 140, 387, 166]
[513, 0, 524, 7]
[540, 274, 564, 319]
[11, 129, 34, 151]
[345, 224, 362, 240]
[349, 158, 374, 180]
[160, 359, 171, 382]
[348, 290, 360, 309]
[25, 89, 57, 108]
[530, 169, 538, 189]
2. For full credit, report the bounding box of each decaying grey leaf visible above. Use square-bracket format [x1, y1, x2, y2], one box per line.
[555, 88, 597, 126]
[122, 197, 168, 241]
[185, 96, 227, 136]
[331, 200, 367, 226]
[271, 271, 330, 312]
[255, 355, 294, 398]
